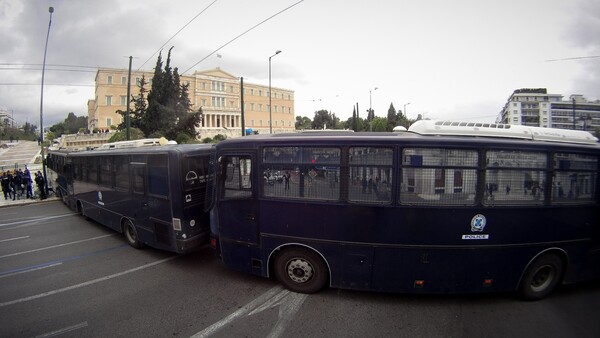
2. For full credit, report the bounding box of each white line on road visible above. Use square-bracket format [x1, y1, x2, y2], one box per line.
[191, 285, 308, 338]
[0, 236, 29, 243]
[0, 256, 177, 308]
[0, 213, 76, 228]
[0, 262, 62, 279]
[0, 234, 116, 259]
[34, 321, 89, 338]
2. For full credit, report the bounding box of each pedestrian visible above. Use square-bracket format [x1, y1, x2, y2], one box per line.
[35, 171, 47, 200]
[284, 171, 290, 190]
[24, 169, 33, 199]
[1, 172, 9, 200]
[8, 172, 16, 200]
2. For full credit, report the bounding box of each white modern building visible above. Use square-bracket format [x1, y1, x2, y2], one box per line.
[497, 88, 599, 132]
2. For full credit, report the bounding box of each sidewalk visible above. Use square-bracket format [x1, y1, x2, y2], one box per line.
[0, 194, 59, 208]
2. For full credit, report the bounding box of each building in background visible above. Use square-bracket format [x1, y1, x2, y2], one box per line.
[497, 88, 599, 131]
[88, 67, 295, 139]
[0, 109, 16, 128]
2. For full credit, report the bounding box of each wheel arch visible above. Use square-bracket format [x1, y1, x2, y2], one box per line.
[517, 247, 569, 290]
[267, 242, 332, 285]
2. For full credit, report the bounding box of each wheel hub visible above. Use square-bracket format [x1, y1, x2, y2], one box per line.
[287, 258, 313, 283]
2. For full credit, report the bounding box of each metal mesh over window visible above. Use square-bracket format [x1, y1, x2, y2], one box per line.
[348, 147, 393, 204]
[552, 153, 597, 205]
[400, 148, 478, 206]
[484, 150, 547, 206]
[263, 147, 340, 201]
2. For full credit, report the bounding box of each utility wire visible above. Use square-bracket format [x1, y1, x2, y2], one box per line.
[545, 55, 600, 62]
[138, 0, 219, 70]
[182, 0, 305, 74]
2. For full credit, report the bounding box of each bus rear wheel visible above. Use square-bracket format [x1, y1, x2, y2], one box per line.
[123, 219, 144, 249]
[274, 248, 327, 294]
[519, 254, 563, 300]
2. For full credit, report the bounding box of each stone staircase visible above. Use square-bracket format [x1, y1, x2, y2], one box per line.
[0, 141, 41, 171]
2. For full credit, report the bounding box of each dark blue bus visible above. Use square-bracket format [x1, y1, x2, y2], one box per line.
[207, 120, 600, 299]
[48, 143, 213, 254]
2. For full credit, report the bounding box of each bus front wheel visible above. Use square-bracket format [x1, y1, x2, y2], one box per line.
[123, 219, 144, 249]
[274, 248, 328, 294]
[519, 254, 564, 300]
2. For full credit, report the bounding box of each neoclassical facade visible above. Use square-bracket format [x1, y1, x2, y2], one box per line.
[88, 67, 295, 138]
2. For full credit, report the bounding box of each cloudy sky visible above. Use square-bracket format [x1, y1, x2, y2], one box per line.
[1, 0, 599, 128]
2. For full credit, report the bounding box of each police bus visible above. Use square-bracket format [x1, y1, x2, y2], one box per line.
[206, 120, 599, 299]
[48, 142, 213, 254]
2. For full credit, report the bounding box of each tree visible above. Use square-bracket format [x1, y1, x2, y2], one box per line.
[311, 110, 337, 129]
[118, 48, 202, 140]
[117, 75, 148, 132]
[49, 112, 88, 136]
[108, 128, 145, 142]
[295, 116, 311, 130]
[370, 117, 388, 132]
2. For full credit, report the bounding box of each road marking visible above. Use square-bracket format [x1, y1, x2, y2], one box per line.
[0, 213, 76, 228]
[0, 262, 62, 279]
[0, 236, 29, 243]
[0, 243, 127, 278]
[191, 286, 308, 338]
[0, 234, 116, 259]
[0, 256, 177, 308]
[34, 321, 89, 338]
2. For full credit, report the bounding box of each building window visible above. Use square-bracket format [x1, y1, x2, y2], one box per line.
[259, 90, 263, 96]
[250, 89, 254, 96]
[120, 96, 127, 105]
[250, 103, 255, 111]
[230, 85, 234, 93]
[107, 118, 112, 127]
[107, 76, 113, 85]
[106, 96, 112, 106]
[135, 77, 141, 86]
[121, 76, 127, 85]
[259, 104, 263, 111]
[230, 100, 235, 108]
[202, 99, 206, 106]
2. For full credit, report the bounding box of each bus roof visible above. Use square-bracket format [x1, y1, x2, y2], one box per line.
[408, 120, 599, 145]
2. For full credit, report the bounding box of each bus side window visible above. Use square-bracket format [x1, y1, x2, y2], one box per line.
[132, 165, 146, 195]
[222, 156, 252, 199]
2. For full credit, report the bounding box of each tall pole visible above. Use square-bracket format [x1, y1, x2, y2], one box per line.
[240, 77, 245, 136]
[369, 87, 378, 131]
[39, 6, 54, 198]
[572, 97, 576, 130]
[126, 56, 132, 140]
[268, 50, 281, 134]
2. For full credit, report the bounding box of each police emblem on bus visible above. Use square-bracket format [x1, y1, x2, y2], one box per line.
[471, 214, 486, 232]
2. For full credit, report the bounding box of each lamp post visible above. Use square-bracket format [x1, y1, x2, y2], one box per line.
[39, 6, 54, 198]
[368, 87, 378, 131]
[268, 50, 281, 134]
[403, 102, 411, 128]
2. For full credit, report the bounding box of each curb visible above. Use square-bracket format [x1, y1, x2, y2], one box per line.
[0, 197, 60, 209]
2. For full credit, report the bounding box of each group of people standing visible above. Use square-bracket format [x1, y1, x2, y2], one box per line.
[1, 167, 47, 201]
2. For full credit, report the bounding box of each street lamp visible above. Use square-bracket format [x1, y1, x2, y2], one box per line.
[39, 6, 54, 198]
[269, 50, 281, 134]
[368, 87, 378, 131]
[403, 102, 411, 128]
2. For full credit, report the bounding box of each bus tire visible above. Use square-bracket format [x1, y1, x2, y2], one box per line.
[123, 219, 144, 249]
[519, 254, 564, 300]
[274, 247, 328, 294]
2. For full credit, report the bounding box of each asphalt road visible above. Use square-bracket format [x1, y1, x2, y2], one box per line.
[1, 201, 599, 338]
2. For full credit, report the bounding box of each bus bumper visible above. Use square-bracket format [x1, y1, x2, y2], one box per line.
[176, 230, 210, 254]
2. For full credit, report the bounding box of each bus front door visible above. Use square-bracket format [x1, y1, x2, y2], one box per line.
[217, 154, 260, 273]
